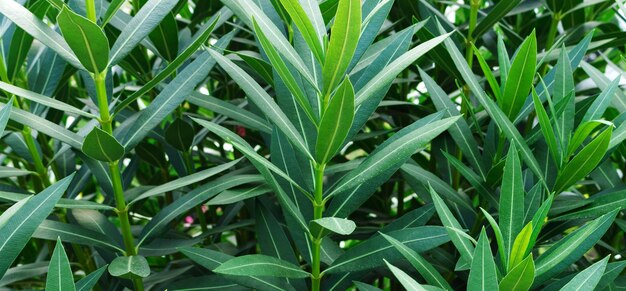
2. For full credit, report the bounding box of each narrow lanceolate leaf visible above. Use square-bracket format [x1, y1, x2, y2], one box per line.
[381, 233, 452, 290]
[0, 98, 12, 136]
[279, 0, 325, 63]
[187, 92, 271, 133]
[214, 255, 310, 278]
[207, 49, 312, 160]
[316, 77, 354, 163]
[0, 174, 74, 277]
[108, 0, 178, 66]
[554, 127, 612, 193]
[500, 144, 524, 268]
[532, 88, 561, 166]
[322, 0, 360, 98]
[480, 208, 507, 269]
[108, 256, 150, 279]
[121, 33, 232, 150]
[534, 209, 618, 283]
[582, 77, 620, 123]
[82, 127, 125, 162]
[75, 266, 107, 291]
[0, 0, 84, 70]
[355, 31, 453, 107]
[384, 260, 422, 290]
[46, 238, 76, 291]
[509, 222, 533, 270]
[499, 256, 535, 291]
[559, 256, 609, 291]
[310, 217, 356, 238]
[328, 114, 458, 197]
[253, 19, 317, 125]
[209, 185, 272, 205]
[325, 226, 450, 273]
[468, 229, 498, 291]
[501, 30, 536, 119]
[430, 186, 475, 265]
[472, 0, 522, 38]
[57, 6, 109, 73]
[0, 81, 97, 119]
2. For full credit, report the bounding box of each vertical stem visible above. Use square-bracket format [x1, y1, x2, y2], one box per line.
[22, 128, 50, 190]
[94, 73, 143, 291]
[85, 0, 97, 23]
[311, 162, 325, 291]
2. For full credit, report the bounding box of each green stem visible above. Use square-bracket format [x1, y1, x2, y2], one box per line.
[22, 128, 49, 190]
[311, 163, 325, 291]
[94, 73, 143, 291]
[85, 0, 97, 23]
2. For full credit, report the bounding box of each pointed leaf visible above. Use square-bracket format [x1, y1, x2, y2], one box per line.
[57, 6, 109, 73]
[499, 256, 535, 291]
[214, 254, 310, 278]
[468, 228, 498, 291]
[500, 144, 524, 267]
[316, 77, 354, 163]
[501, 31, 536, 119]
[559, 256, 609, 291]
[82, 127, 125, 162]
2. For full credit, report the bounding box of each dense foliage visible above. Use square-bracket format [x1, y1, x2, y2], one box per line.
[0, 0, 626, 290]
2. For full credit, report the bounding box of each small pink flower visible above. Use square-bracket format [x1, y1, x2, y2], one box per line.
[184, 216, 194, 224]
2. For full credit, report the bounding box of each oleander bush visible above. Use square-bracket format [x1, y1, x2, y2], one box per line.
[0, 0, 626, 290]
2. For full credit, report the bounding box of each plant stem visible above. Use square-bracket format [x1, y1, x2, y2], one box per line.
[94, 73, 143, 291]
[541, 12, 560, 75]
[85, 0, 97, 23]
[311, 162, 325, 291]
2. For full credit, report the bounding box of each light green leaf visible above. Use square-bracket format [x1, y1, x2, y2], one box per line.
[559, 256, 609, 291]
[0, 174, 74, 277]
[108, 255, 150, 279]
[568, 120, 611, 156]
[187, 92, 271, 134]
[582, 77, 620, 123]
[82, 127, 125, 162]
[316, 77, 354, 163]
[57, 6, 109, 73]
[322, 0, 360, 99]
[509, 222, 533, 270]
[214, 254, 310, 278]
[208, 185, 272, 205]
[278, 0, 325, 63]
[467, 228, 498, 291]
[499, 256, 535, 291]
[501, 30, 536, 119]
[46, 238, 76, 291]
[532, 87, 561, 166]
[479, 208, 507, 270]
[75, 266, 107, 291]
[430, 186, 475, 265]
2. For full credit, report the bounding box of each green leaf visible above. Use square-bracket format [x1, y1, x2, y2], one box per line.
[554, 188, 626, 221]
[554, 127, 612, 193]
[75, 266, 107, 291]
[0, 191, 114, 211]
[108, 255, 150, 279]
[384, 260, 423, 290]
[310, 217, 356, 238]
[568, 120, 611, 156]
[532, 87, 562, 166]
[558, 256, 609, 291]
[322, 0, 360, 98]
[508, 222, 533, 271]
[0, 97, 11, 136]
[316, 77, 355, 163]
[113, 17, 220, 115]
[325, 226, 450, 273]
[187, 92, 271, 134]
[108, 0, 178, 66]
[473, 0, 523, 38]
[57, 6, 109, 73]
[101, 0, 125, 26]
[46, 238, 76, 291]
[534, 209, 618, 284]
[499, 256, 535, 291]
[0, 174, 74, 277]
[430, 186, 475, 265]
[148, 12, 178, 62]
[214, 254, 310, 278]
[82, 127, 125, 162]
[501, 30, 536, 119]
[253, 18, 317, 125]
[0, 0, 84, 70]
[278, 0, 325, 63]
[472, 44, 502, 102]
[582, 77, 620, 123]
[380, 233, 452, 290]
[165, 118, 195, 151]
[7, 105, 83, 149]
[328, 114, 459, 199]
[207, 49, 313, 160]
[479, 208, 507, 270]
[467, 228, 498, 291]
[33, 220, 124, 253]
[500, 144, 524, 268]
[208, 185, 272, 205]
[0, 81, 97, 119]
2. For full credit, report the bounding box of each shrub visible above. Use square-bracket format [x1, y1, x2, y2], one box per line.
[0, 0, 624, 290]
